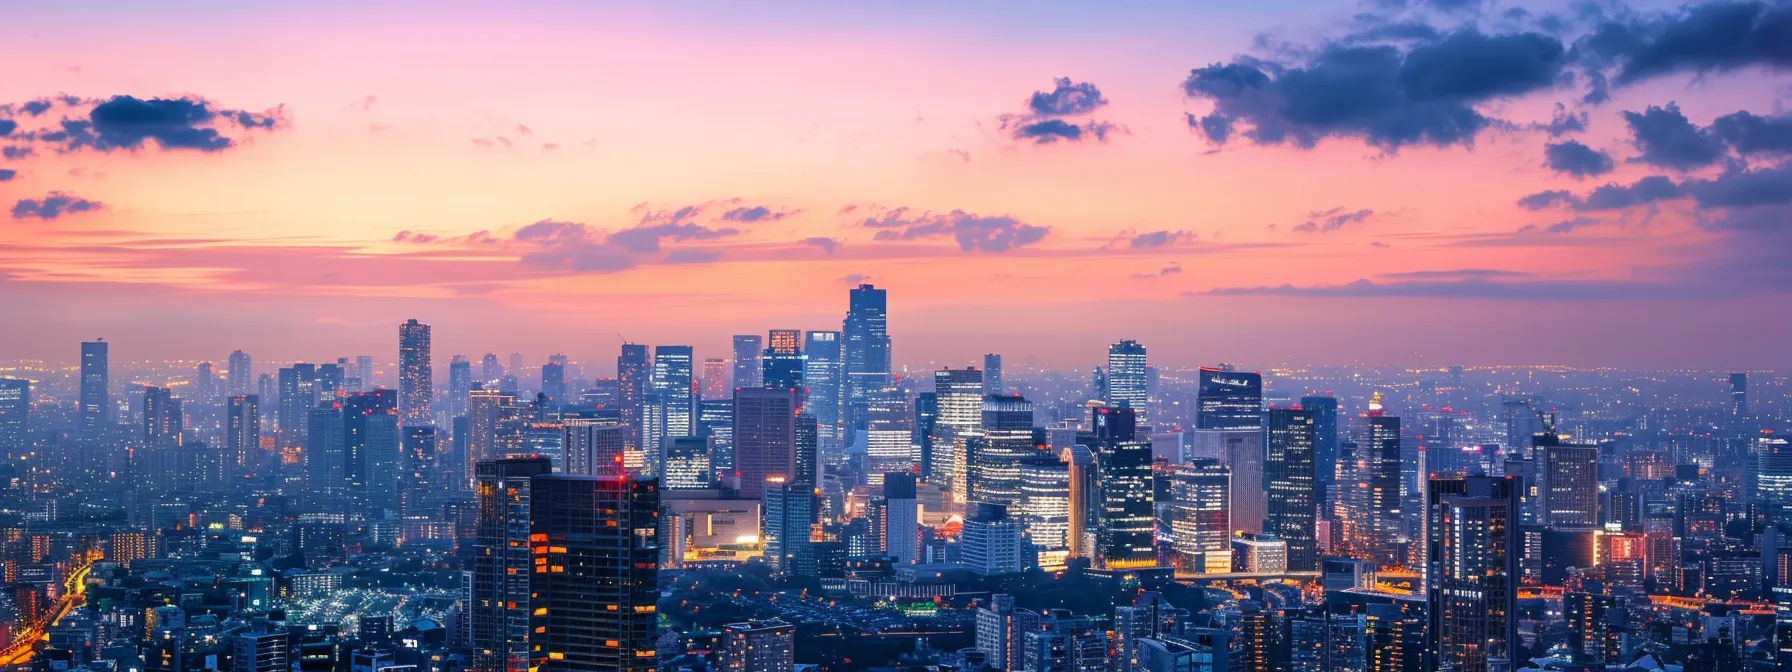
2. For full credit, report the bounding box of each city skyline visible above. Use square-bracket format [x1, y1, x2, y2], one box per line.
[3, 2, 1791, 369]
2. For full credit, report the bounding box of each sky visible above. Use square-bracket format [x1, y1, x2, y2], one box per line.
[1, 0, 1790, 372]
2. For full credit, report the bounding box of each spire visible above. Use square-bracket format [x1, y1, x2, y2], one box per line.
[1367, 391, 1384, 416]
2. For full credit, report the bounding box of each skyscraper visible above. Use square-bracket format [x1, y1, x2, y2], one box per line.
[803, 330, 843, 447]
[482, 352, 504, 384]
[525, 474, 661, 672]
[971, 394, 1035, 506]
[882, 472, 922, 564]
[864, 388, 912, 484]
[1299, 396, 1340, 513]
[1731, 372, 1749, 416]
[79, 339, 109, 435]
[617, 344, 649, 453]
[721, 620, 795, 672]
[398, 319, 433, 425]
[471, 456, 551, 672]
[701, 358, 728, 399]
[1427, 476, 1518, 672]
[1264, 407, 1317, 571]
[227, 350, 253, 396]
[143, 385, 183, 445]
[0, 378, 27, 458]
[1536, 433, 1599, 530]
[731, 335, 764, 390]
[1105, 340, 1148, 416]
[761, 475, 817, 574]
[1169, 459, 1231, 574]
[305, 403, 347, 513]
[343, 389, 400, 518]
[227, 395, 261, 482]
[933, 367, 984, 507]
[984, 353, 1004, 395]
[1197, 367, 1262, 430]
[449, 355, 473, 418]
[1064, 445, 1099, 560]
[762, 329, 805, 392]
[1097, 438, 1155, 569]
[734, 387, 797, 499]
[652, 345, 695, 439]
[842, 284, 891, 433]
[563, 412, 626, 477]
[540, 359, 566, 406]
[1363, 409, 1405, 567]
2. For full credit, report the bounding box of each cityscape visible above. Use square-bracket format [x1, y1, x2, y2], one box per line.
[3, 1, 1792, 672]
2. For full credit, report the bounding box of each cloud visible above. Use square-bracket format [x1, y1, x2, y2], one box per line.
[1377, 268, 1536, 280]
[1001, 77, 1122, 144]
[1578, 175, 1686, 210]
[1292, 207, 1375, 233]
[1543, 140, 1615, 177]
[802, 237, 840, 253]
[1686, 164, 1792, 209]
[12, 191, 105, 220]
[1132, 263, 1183, 279]
[1184, 28, 1569, 151]
[1709, 110, 1792, 156]
[1028, 77, 1110, 116]
[392, 230, 439, 244]
[1189, 113, 1234, 143]
[9, 95, 286, 154]
[1580, 0, 1792, 86]
[842, 273, 870, 285]
[1128, 230, 1196, 248]
[1622, 103, 1726, 170]
[860, 208, 1050, 252]
[0, 169, 14, 182]
[721, 205, 797, 223]
[607, 222, 738, 253]
[512, 220, 638, 273]
[2, 146, 31, 159]
[663, 249, 721, 264]
[1537, 104, 1587, 137]
[0, 119, 14, 136]
[1196, 277, 1668, 300]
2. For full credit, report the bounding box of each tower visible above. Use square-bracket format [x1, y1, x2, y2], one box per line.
[1265, 407, 1318, 571]
[842, 284, 891, 433]
[733, 387, 797, 499]
[732, 335, 764, 390]
[1427, 475, 1518, 672]
[1105, 340, 1148, 417]
[397, 319, 433, 426]
[79, 339, 110, 436]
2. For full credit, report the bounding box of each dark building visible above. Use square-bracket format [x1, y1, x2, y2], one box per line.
[398, 319, 433, 425]
[0, 378, 26, 457]
[971, 394, 1036, 506]
[1097, 438, 1155, 569]
[1264, 407, 1318, 571]
[1426, 475, 1518, 672]
[733, 387, 797, 499]
[1299, 395, 1339, 512]
[1196, 367, 1262, 430]
[1730, 372, 1748, 416]
[79, 340, 110, 436]
[842, 283, 891, 433]
[617, 344, 650, 453]
[732, 335, 764, 390]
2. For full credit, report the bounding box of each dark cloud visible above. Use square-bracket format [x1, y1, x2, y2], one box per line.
[1132, 263, 1183, 279]
[1027, 77, 1109, 116]
[1543, 140, 1615, 177]
[1538, 104, 1587, 136]
[1516, 189, 1576, 210]
[392, 230, 439, 244]
[663, 249, 721, 265]
[17, 95, 286, 153]
[1623, 103, 1726, 170]
[802, 237, 840, 253]
[511, 220, 638, 273]
[1292, 207, 1375, 233]
[842, 273, 870, 285]
[607, 222, 738, 254]
[1377, 268, 1536, 280]
[0, 119, 15, 136]
[720, 205, 797, 223]
[861, 208, 1050, 252]
[4, 146, 36, 160]
[1686, 164, 1792, 209]
[1128, 230, 1195, 248]
[1011, 119, 1120, 144]
[1581, 0, 1792, 86]
[1578, 175, 1686, 210]
[0, 169, 13, 182]
[12, 191, 104, 220]
[1184, 28, 1569, 151]
[1710, 110, 1792, 156]
[1189, 113, 1234, 143]
[1197, 277, 1666, 300]
[1516, 216, 1601, 234]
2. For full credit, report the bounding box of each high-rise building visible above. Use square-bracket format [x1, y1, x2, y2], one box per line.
[1731, 372, 1749, 416]
[470, 453, 557, 672]
[1192, 427, 1265, 534]
[227, 350, 253, 397]
[1536, 434, 1599, 530]
[1196, 367, 1262, 430]
[842, 284, 891, 433]
[449, 355, 473, 418]
[343, 389, 400, 518]
[1169, 459, 1231, 573]
[734, 387, 797, 499]
[761, 475, 817, 574]
[1097, 438, 1156, 569]
[0, 378, 27, 457]
[883, 472, 922, 564]
[701, 358, 728, 400]
[226, 395, 260, 482]
[971, 394, 1035, 506]
[1018, 459, 1070, 550]
[79, 340, 110, 435]
[652, 345, 695, 439]
[305, 403, 347, 512]
[143, 385, 183, 445]
[933, 367, 984, 507]
[864, 388, 912, 484]
[1105, 340, 1148, 417]
[915, 392, 940, 482]
[1265, 407, 1317, 571]
[617, 344, 649, 453]
[1426, 476, 1518, 672]
[762, 330, 805, 392]
[278, 362, 318, 446]
[1755, 434, 1792, 507]
[1064, 445, 1100, 560]
[233, 622, 289, 672]
[803, 330, 843, 447]
[721, 620, 795, 672]
[1300, 396, 1340, 513]
[1363, 408, 1404, 567]
[562, 412, 626, 477]
[355, 355, 374, 390]
[665, 436, 712, 489]
[1564, 591, 1619, 666]
[961, 502, 1026, 576]
[540, 359, 566, 406]
[732, 335, 764, 390]
[398, 319, 433, 425]
[482, 352, 504, 384]
[984, 354, 1004, 395]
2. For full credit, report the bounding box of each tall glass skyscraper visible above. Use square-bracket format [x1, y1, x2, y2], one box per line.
[1096, 438, 1156, 569]
[864, 388, 912, 485]
[652, 345, 695, 440]
[933, 367, 984, 507]
[734, 387, 797, 499]
[79, 339, 110, 436]
[1299, 395, 1340, 512]
[970, 394, 1034, 506]
[397, 319, 433, 426]
[1427, 475, 1518, 672]
[1105, 340, 1147, 417]
[761, 329, 806, 392]
[1264, 407, 1317, 571]
[448, 355, 473, 418]
[732, 335, 764, 390]
[842, 284, 891, 432]
[1196, 367, 1262, 430]
[617, 344, 649, 453]
[803, 330, 843, 446]
[983, 354, 1004, 396]
[227, 349, 253, 396]
[0, 378, 26, 457]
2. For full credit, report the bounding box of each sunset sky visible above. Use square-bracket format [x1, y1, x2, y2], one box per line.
[2, 1, 1789, 371]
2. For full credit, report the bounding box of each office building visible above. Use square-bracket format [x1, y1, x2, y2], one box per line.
[1299, 396, 1339, 510]
[842, 284, 891, 433]
[720, 620, 795, 672]
[143, 385, 182, 445]
[1169, 459, 1231, 574]
[734, 387, 797, 499]
[227, 350, 253, 397]
[343, 389, 400, 518]
[226, 395, 260, 481]
[1065, 445, 1100, 560]
[732, 335, 764, 390]
[702, 357, 728, 399]
[1536, 433, 1600, 530]
[232, 623, 289, 672]
[1018, 459, 1071, 550]
[1363, 406, 1404, 567]
[1105, 340, 1148, 416]
[933, 367, 984, 507]
[1426, 476, 1518, 672]
[984, 353, 1004, 395]
[1196, 367, 1261, 430]
[653, 345, 695, 439]
[398, 319, 433, 425]
[803, 330, 843, 447]
[883, 472, 922, 564]
[1264, 407, 1318, 570]
[562, 412, 626, 477]
[617, 344, 649, 453]
[0, 378, 26, 457]
[1731, 372, 1748, 416]
[1098, 438, 1156, 569]
[540, 359, 566, 406]
[449, 355, 473, 419]
[972, 394, 1036, 505]
[961, 503, 1026, 576]
[761, 475, 816, 574]
[914, 392, 939, 482]
[864, 388, 912, 484]
[79, 339, 109, 435]
[762, 329, 805, 392]
[665, 436, 712, 489]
